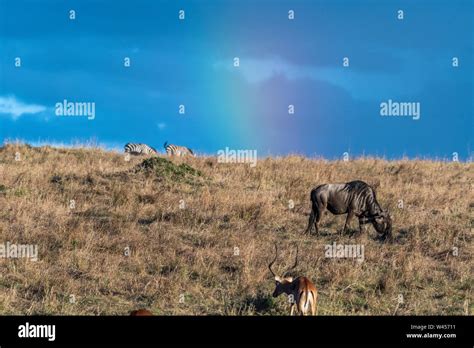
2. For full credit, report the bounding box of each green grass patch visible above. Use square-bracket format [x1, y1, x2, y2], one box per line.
[135, 157, 204, 184]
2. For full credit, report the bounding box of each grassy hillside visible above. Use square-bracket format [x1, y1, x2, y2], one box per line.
[0, 144, 472, 315]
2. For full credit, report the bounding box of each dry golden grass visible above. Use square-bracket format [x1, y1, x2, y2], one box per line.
[0, 143, 472, 315]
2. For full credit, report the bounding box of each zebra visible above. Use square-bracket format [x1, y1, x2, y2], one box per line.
[124, 143, 158, 156]
[163, 141, 195, 157]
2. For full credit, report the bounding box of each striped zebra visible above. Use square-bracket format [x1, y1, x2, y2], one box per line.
[163, 141, 195, 157]
[124, 143, 158, 155]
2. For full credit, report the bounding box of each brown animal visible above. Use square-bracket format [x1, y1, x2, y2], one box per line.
[130, 309, 153, 316]
[268, 244, 317, 316]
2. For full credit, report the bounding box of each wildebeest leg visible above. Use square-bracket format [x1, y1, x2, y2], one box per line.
[314, 207, 323, 235]
[343, 210, 354, 235]
[358, 216, 370, 234]
[307, 203, 322, 235]
[359, 222, 365, 235]
[306, 209, 316, 234]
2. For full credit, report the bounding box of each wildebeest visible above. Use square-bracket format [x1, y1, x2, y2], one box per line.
[305, 180, 392, 239]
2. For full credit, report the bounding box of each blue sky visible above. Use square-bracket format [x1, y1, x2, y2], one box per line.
[0, 0, 472, 159]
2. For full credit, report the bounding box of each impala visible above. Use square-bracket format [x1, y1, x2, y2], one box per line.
[129, 309, 153, 316]
[268, 244, 317, 316]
